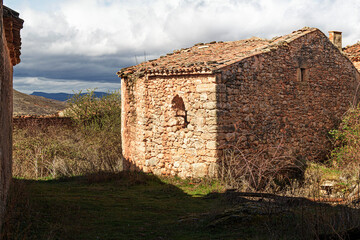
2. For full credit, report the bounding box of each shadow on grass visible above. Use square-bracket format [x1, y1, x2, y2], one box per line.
[2, 171, 360, 240]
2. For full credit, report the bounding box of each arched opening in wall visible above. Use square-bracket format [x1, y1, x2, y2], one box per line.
[171, 95, 189, 128]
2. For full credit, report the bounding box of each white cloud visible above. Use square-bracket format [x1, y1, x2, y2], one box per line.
[17, 0, 360, 57]
[22, 0, 360, 52]
[14, 77, 120, 94]
[5, 0, 360, 92]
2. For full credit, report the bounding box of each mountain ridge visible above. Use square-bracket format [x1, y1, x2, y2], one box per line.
[13, 89, 67, 116]
[31, 91, 108, 102]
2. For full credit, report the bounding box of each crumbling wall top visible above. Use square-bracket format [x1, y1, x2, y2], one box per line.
[3, 5, 24, 66]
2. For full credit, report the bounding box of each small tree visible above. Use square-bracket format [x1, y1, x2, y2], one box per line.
[65, 89, 121, 132]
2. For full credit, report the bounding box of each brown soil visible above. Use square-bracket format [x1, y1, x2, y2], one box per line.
[13, 89, 67, 116]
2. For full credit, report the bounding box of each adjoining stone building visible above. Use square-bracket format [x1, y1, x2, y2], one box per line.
[118, 27, 360, 178]
[0, 3, 23, 226]
[344, 41, 360, 71]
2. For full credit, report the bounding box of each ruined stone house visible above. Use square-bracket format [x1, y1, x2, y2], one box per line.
[118, 27, 360, 178]
[0, 3, 23, 225]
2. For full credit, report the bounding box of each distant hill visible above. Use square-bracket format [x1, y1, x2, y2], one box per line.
[13, 89, 67, 116]
[31, 91, 108, 102]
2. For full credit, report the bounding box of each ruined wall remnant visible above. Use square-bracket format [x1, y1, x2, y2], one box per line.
[0, 2, 23, 227]
[13, 116, 74, 129]
[118, 27, 359, 178]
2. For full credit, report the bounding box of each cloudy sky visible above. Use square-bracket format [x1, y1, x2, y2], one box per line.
[4, 0, 360, 94]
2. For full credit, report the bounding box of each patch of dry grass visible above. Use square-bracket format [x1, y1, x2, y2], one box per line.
[12, 90, 123, 180]
[13, 123, 122, 180]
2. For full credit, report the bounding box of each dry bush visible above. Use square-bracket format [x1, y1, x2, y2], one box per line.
[13, 90, 123, 179]
[65, 89, 121, 131]
[13, 124, 123, 179]
[219, 140, 302, 192]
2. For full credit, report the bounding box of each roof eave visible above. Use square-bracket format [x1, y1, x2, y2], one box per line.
[117, 68, 215, 79]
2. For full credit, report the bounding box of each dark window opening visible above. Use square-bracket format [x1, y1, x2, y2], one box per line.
[299, 67, 309, 82]
[171, 95, 189, 128]
[300, 68, 306, 81]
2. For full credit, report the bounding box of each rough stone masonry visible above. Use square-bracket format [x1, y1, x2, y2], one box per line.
[118, 27, 360, 178]
[0, 2, 23, 227]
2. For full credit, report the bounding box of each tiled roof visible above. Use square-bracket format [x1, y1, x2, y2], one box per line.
[117, 27, 318, 78]
[3, 6, 24, 66]
[343, 43, 360, 71]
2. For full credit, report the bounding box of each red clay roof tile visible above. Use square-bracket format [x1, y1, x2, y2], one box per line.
[117, 27, 318, 78]
[343, 43, 360, 71]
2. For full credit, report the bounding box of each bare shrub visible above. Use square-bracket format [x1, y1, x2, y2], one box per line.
[12, 90, 123, 179]
[219, 139, 302, 192]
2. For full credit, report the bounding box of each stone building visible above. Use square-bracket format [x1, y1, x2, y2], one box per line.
[0, 3, 23, 225]
[118, 27, 360, 178]
[344, 41, 360, 71]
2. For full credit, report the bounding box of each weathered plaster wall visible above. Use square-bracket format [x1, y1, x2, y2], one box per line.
[0, 1, 14, 226]
[217, 30, 360, 162]
[122, 74, 218, 178]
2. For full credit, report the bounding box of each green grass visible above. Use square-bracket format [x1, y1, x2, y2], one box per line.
[306, 162, 342, 181]
[2, 172, 245, 240]
[161, 176, 225, 197]
[4, 171, 360, 240]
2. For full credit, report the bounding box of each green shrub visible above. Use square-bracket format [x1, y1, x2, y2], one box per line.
[65, 89, 121, 132]
[330, 104, 360, 168]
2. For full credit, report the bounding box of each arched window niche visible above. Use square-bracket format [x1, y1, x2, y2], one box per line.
[171, 95, 189, 128]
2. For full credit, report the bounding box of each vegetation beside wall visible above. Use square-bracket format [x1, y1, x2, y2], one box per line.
[65, 89, 122, 131]
[219, 139, 304, 193]
[217, 104, 360, 202]
[12, 90, 122, 179]
[330, 104, 360, 169]
[4, 172, 360, 240]
[7, 92, 360, 239]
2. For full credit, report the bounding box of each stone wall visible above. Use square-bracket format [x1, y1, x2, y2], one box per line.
[216, 30, 359, 162]
[121, 29, 360, 178]
[122, 74, 218, 178]
[0, 1, 13, 226]
[0, 3, 23, 228]
[13, 116, 74, 129]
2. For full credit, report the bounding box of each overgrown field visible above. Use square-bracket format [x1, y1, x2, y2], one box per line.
[3, 172, 360, 239]
[5, 92, 360, 239]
